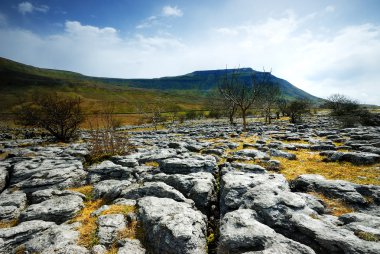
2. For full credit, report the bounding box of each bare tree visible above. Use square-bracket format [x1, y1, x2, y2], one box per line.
[260, 83, 282, 124]
[218, 69, 267, 131]
[207, 89, 238, 124]
[14, 92, 84, 142]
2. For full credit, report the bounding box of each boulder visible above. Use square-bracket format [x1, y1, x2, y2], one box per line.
[218, 209, 315, 254]
[321, 151, 380, 165]
[138, 197, 207, 254]
[159, 156, 216, 174]
[20, 195, 84, 224]
[97, 214, 126, 246]
[339, 213, 380, 238]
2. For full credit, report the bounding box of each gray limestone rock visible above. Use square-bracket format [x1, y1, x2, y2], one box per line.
[0, 190, 27, 221]
[118, 239, 146, 254]
[93, 180, 132, 199]
[146, 172, 215, 214]
[138, 196, 207, 254]
[10, 157, 86, 193]
[119, 182, 193, 205]
[269, 149, 296, 160]
[31, 188, 86, 204]
[97, 214, 126, 246]
[234, 149, 270, 160]
[0, 167, 8, 193]
[20, 195, 84, 224]
[291, 174, 367, 205]
[159, 156, 216, 174]
[218, 209, 315, 254]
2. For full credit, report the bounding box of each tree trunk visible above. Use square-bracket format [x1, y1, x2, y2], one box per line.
[242, 108, 247, 131]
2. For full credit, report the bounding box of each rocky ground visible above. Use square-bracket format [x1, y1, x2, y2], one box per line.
[0, 117, 380, 254]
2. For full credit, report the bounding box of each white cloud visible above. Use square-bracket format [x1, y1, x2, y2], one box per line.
[0, 12, 380, 105]
[18, 2, 49, 15]
[325, 5, 335, 13]
[162, 6, 183, 17]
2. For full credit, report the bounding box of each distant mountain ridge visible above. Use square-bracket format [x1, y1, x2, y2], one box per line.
[0, 57, 322, 113]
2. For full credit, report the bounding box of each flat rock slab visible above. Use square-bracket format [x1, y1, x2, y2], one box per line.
[159, 156, 217, 174]
[269, 149, 297, 160]
[233, 149, 270, 160]
[119, 182, 193, 205]
[291, 174, 368, 205]
[321, 151, 380, 165]
[218, 209, 315, 254]
[0, 167, 9, 193]
[10, 157, 86, 193]
[138, 196, 207, 254]
[20, 195, 84, 224]
[93, 179, 132, 199]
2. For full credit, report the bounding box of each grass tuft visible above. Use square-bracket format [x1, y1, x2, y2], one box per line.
[0, 219, 18, 228]
[276, 149, 380, 185]
[309, 192, 354, 216]
[100, 205, 136, 216]
[355, 231, 379, 242]
[68, 185, 94, 201]
[70, 199, 104, 248]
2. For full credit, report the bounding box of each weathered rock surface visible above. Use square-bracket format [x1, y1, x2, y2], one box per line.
[291, 174, 368, 205]
[218, 209, 315, 254]
[269, 148, 297, 160]
[0, 190, 27, 221]
[118, 239, 146, 254]
[87, 160, 136, 184]
[93, 180, 132, 199]
[321, 151, 380, 165]
[31, 188, 86, 204]
[0, 167, 8, 193]
[97, 214, 126, 246]
[159, 155, 217, 174]
[138, 196, 207, 254]
[146, 172, 215, 213]
[233, 149, 270, 160]
[20, 195, 84, 224]
[9, 157, 86, 193]
[118, 182, 193, 205]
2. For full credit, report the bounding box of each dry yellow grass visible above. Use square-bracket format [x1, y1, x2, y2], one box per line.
[275, 149, 380, 185]
[68, 185, 94, 200]
[0, 219, 18, 228]
[144, 161, 160, 167]
[309, 192, 354, 216]
[100, 205, 136, 216]
[70, 199, 104, 248]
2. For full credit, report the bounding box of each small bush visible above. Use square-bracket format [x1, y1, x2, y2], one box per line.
[86, 108, 131, 164]
[14, 92, 84, 142]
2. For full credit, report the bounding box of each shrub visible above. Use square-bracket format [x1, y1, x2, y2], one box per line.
[14, 92, 84, 142]
[86, 108, 131, 164]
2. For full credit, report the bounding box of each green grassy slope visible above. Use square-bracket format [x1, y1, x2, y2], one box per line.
[0, 57, 322, 114]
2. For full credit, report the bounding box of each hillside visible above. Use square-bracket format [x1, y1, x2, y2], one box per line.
[0, 57, 322, 114]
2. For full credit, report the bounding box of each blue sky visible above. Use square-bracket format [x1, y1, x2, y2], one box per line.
[0, 0, 380, 104]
